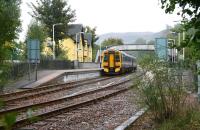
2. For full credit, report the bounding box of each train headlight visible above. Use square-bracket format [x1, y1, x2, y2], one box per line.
[115, 62, 120, 67]
[103, 62, 108, 67]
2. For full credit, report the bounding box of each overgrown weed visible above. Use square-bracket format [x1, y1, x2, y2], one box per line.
[138, 55, 193, 122]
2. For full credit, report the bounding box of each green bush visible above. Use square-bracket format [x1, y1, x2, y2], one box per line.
[1, 112, 17, 130]
[138, 55, 187, 122]
[157, 108, 200, 130]
[0, 62, 11, 91]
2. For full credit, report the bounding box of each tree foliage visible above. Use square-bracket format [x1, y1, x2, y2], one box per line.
[134, 38, 146, 44]
[0, 0, 21, 60]
[84, 26, 99, 46]
[0, 0, 21, 88]
[26, 20, 47, 55]
[84, 26, 99, 61]
[0, 0, 21, 46]
[29, 0, 76, 56]
[26, 20, 47, 43]
[147, 40, 155, 45]
[92, 43, 99, 62]
[160, 0, 200, 60]
[101, 38, 124, 48]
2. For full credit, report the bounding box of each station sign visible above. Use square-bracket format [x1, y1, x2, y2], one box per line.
[27, 39, 40, 63]
[155, 38, 168, 60]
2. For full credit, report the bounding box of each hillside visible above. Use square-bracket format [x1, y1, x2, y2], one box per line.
[96, 29, 170, 44]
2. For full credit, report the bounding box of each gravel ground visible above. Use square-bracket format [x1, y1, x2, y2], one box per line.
[16, 81, 132, 121]
[3, 76, 128, 110]
[3, 77, 107, 101]
[20, 88, 142, 130]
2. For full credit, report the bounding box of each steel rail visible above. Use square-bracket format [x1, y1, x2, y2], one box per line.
[10, 79, 132, 129]
[3, 77, 112, 104]
[0, 76, 102, 98]
[0, 79, 130, 116]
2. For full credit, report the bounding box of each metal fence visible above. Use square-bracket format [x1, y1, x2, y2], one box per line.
[39, 60, 73, 70]
[9, 60, 74, 79]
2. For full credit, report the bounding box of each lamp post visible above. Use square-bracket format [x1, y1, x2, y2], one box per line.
[75, 32, 84, 61]
[173, 20, 187, 60]
[52, 23, 63, 60]
[182, 31, 185, 60]
[168, 39, 176, 63]
[100, 42, 102, 68]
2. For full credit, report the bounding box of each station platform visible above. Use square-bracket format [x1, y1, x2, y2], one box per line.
[4, 68, 102, 93]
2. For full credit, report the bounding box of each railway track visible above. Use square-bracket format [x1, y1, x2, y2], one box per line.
[0, 76, 113, 104]
[0, 77, 129, 116]
[0, 76, 107, 99]
[1, 76, 134, 128]
[0, 73, 141, 129]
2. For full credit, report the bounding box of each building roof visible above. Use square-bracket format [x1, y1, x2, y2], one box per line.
[66, 24, 84, 43]
[84, 33, 92, 46]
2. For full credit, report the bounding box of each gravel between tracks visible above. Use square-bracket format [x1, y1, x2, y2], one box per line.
[17, 81, 132, 120]
[20, 87, 141, 130]
[3, 76, 124, 110]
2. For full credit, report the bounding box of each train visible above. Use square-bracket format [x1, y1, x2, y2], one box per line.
[101, 49, 137, 75]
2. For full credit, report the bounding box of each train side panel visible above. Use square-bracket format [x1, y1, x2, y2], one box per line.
[121, 53, 134, 73]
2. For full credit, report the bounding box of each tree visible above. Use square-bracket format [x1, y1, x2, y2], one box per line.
[84, 26, 99, 61]
[26, 20, 47, 56]
[101, 38, 124, 48]
[147, 40, 155, 45]
[84, 26, 99, 46]
[134, 38, 146, 44]
[0, 0, 21, 58]
[26, 20, 47, 43]
[29, 0, 76, 57]
[0, 0, 21, 88]
[159, 0, 200, 60]
[92, 43, 99, 62]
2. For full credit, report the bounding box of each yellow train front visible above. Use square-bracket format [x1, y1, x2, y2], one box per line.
[101, 49, 137, 75]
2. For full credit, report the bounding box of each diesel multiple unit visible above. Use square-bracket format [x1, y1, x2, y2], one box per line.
[101, 49, 137, 75]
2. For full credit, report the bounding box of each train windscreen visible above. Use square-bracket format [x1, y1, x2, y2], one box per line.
[103, 54, 108, 62]
[115, 54, 120, 62]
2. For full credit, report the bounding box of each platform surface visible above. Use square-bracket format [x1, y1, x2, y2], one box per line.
[4, 68, 101, 92]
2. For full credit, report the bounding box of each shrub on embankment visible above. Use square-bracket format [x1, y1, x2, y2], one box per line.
[137, 55, 198, 127]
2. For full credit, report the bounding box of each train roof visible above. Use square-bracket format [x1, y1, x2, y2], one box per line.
[121, 51, 136, 59]
[103, 49, 136, 59]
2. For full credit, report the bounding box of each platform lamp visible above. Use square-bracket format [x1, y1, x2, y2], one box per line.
[173, 20, 187, 60]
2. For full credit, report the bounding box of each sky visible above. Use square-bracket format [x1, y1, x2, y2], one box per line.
[19, 0, 181, 41]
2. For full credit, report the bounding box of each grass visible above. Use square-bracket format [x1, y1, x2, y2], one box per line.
[157, 107, 200, 130]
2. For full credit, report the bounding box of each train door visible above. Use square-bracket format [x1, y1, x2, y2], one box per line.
[109, 53, 114, 68]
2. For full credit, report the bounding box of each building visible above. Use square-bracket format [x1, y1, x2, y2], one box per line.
[60, 24, 93, 62]
[42, 24, 93, 62]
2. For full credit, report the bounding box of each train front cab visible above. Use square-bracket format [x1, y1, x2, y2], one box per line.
[101, 50, 121, 75]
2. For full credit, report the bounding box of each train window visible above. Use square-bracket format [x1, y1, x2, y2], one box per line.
[104, 54, 108, 62]
[128, 57, 130, 62]
[125, 57, 128, 61]
[115, 55, 120, 62]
